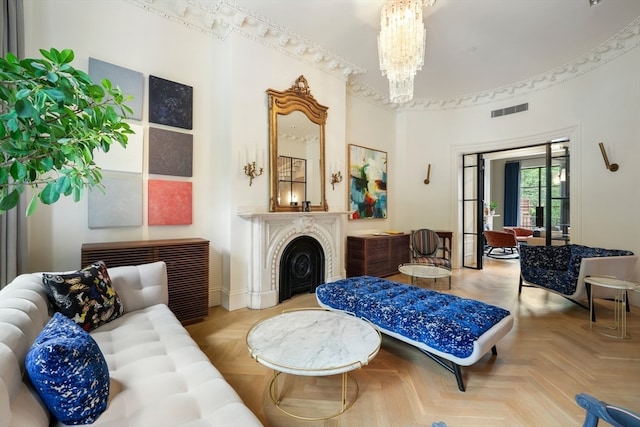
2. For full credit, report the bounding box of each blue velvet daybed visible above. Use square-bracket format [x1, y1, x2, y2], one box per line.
[316, 276, 514, 391]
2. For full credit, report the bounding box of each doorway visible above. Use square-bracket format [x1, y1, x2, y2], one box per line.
[461, 140, 570, 269]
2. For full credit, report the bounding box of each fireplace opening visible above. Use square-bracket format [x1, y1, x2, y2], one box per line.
[279, 236, 325, 302]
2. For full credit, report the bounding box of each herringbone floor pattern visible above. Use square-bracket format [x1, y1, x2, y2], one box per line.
[186, 258, 640, 426]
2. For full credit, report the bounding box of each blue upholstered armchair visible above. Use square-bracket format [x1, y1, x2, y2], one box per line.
[519, 244, 636, 310]
[576, 393, 640, 427]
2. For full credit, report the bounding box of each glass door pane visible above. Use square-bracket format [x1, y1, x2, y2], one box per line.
[551, 144, 570, 244]
[462, 153, 483, 269]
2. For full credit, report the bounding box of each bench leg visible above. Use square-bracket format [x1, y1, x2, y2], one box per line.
[452, 364, 465, 392]
[418, 346, 500, 392]
[418, 349, 466, 392]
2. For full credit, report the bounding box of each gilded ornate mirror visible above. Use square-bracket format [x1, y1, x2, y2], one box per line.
[267, 76, 328, 212]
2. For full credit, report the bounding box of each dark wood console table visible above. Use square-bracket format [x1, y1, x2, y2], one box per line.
[81, 238, 210, 324]
[346, 233, 410, 277]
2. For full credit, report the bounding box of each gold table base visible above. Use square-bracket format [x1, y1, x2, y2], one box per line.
[269, 370, 359, 421]
[590, 289, 630, 339]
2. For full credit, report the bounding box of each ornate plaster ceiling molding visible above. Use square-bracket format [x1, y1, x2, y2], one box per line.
[398, 16, 640, 111]
[346, 79, 397, 111]
[126, 0, 365, 81]
[128, 1, 639, 111]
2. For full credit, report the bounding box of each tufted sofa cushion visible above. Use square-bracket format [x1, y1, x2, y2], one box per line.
[1, 262, 262, 427]
[87, 303, 261, 426]
[0, 274, 52, 427]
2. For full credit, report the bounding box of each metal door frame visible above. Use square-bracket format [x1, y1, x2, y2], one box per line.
[461, 141, 570, 269]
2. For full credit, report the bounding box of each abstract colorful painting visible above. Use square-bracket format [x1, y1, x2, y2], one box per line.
[349, 144, 387, 219]
[149, 75, 193, 129]
[148, 180, 192, 225]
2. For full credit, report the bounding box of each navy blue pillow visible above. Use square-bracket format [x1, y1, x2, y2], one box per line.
[26, 312, 110, 425]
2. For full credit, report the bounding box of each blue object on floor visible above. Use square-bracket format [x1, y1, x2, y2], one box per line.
[576, 393, 640, 427]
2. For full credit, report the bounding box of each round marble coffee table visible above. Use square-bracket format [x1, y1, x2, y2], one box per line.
[399, 263, 452, 289]
[246, 308, 381, 420]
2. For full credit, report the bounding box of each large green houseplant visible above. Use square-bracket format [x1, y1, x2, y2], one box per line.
[0, 48, 133, 215]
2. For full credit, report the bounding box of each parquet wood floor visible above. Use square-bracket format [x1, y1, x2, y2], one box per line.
[186, 257, 640, 426]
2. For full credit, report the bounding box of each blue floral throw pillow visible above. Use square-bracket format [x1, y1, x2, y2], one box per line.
[42, 261, 123, 331]
[26, 312, 110, 425]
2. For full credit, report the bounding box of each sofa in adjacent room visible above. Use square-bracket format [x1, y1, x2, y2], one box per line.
[0, 261, 262, 427]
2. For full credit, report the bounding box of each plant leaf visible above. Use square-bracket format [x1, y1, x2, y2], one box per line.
[40, 182, 61, 205]
[14, 98, 37, 118]
[26, 193, 39, 216]
[0, 189, 20, 211]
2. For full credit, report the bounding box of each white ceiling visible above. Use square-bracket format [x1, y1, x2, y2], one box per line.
[231, 0, 640, 101]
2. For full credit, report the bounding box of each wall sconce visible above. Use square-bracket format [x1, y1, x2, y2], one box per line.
[244, 161, 263, 186]
[331, 171, 343, 190]
[598, 142, 619, 172]
[423, 164, 431, 185]
[242, 145, 264, 186]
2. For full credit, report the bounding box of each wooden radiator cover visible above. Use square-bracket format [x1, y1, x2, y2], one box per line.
[81, 238, 210, 324]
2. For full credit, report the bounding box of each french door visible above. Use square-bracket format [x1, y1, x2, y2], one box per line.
[462, 141, 570, 269]
[462, 154, 484, 269]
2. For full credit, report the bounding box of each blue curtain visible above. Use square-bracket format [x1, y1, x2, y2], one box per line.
[503, 162, 520, 226]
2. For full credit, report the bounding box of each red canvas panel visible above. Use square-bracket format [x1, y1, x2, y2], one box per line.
[148, 179, 192, 225]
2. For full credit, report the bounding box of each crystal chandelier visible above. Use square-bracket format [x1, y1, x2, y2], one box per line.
[378, 0, 434, 103]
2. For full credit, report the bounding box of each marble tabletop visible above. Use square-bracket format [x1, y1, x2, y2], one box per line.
[399, 263, 452, 279]
[246, 309, 381, 376]
[585, 276, 639, 291]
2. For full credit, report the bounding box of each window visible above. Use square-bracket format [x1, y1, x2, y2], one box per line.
[520, 162, 569, 241]
[278, 156, 306, 206]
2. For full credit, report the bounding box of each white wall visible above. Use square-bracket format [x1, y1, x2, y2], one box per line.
[21, 0, 639, 309]
[24, 1, 225, 274]
[226, 34, 348, 309]
[397, 46, 640, 275]
[22, 0, 357, 310]
[344, 96, 397, 234]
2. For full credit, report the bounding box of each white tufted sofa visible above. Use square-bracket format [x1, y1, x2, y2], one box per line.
[0, 261, 262, 427]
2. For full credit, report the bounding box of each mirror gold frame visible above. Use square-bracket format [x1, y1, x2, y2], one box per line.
[267, 76, 328, 212]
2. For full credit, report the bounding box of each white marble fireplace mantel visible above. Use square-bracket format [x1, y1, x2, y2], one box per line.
[238, 211, 349, 309]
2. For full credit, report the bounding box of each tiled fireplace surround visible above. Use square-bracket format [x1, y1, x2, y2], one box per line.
[239, 212, 347, 309]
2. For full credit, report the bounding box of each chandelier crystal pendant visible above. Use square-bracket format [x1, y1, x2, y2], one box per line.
[378, 0, 433, 104]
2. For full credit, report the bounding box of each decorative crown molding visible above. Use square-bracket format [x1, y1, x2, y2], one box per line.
[126, 0, 365, 81]
[127, 1, 639, 111]
[392, 16, 640, 111]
